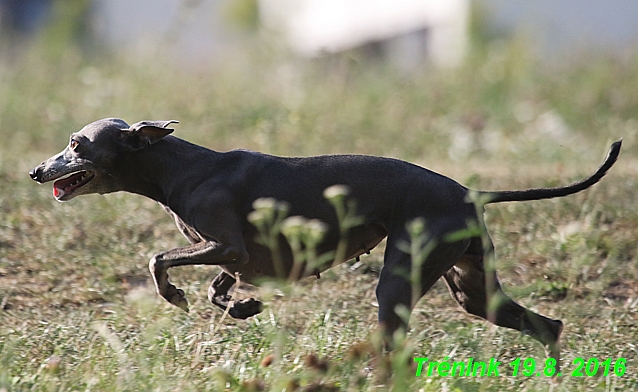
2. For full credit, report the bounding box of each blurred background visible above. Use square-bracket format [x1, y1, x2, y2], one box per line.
[2, 3, 638, 389]
[1, 0, 637, 165]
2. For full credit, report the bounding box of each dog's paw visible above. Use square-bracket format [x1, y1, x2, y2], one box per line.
[229, 298, 263, 319]
[163, 285, 190, 313]
[172, 289, 190, 313]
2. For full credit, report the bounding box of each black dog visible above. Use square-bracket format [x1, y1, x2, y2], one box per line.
[30, 118, 621, 366]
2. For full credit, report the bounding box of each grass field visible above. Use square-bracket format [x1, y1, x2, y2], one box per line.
[1, 29, 638, 391]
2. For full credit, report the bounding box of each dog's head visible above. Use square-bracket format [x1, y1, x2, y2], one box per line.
[29, 118, 178, 201]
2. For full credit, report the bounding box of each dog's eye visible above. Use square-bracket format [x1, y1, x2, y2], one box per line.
[70, 139, 79, 150]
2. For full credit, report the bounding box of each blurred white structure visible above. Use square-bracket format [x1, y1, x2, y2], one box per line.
[89, 0, 638, 67]
[90, 0, 468, 68]
[259, 0, 469, 68]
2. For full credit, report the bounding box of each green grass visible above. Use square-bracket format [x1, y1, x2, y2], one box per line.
[1, 30, 638, 391]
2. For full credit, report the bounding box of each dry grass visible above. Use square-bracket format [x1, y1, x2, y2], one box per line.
[1, 32, 638, 391]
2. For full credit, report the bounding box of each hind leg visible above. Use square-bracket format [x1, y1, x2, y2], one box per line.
[376, 230, 470, 346]
[443, 239, 563, 367]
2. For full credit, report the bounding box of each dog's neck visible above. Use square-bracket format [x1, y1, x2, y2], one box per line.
[115, 136, 221, 211]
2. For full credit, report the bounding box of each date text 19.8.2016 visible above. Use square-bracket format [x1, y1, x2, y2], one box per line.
[414, 357, 627, 378]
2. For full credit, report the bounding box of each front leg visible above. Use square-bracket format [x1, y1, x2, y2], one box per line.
[208, 272, 263, 319]
[149, 241, 248, 312]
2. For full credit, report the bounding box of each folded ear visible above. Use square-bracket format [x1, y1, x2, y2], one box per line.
[120, 120, 178, 150]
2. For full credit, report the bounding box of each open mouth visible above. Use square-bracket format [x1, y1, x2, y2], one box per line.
[53, 170, 95, 199]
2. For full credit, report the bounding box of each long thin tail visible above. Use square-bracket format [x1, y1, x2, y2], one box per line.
[480, 140, 622, 205]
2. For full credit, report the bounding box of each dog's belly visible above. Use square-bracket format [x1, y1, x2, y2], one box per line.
[223, 223, 387, 282]
[341, 223, 387, 262]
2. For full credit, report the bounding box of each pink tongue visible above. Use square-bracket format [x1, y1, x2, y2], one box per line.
[53, 187, 62, 198]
